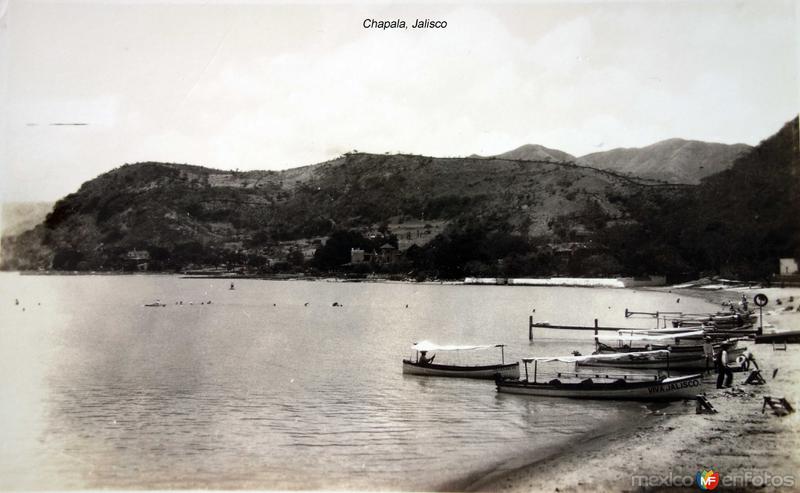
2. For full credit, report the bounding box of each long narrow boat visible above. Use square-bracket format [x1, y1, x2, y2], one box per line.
[579, 335, 711, 370]
[577, 350, 708, 370]
[596, 330, 745, 357]
[402, 341, 519, 379]
[496, 351, 703, 400]
[754, 330, 800, 344]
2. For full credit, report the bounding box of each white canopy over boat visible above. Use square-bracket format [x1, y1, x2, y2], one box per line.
[412, 341, 504, 352]
[522, 350, 670, 364]
[603, 330, 705, 342]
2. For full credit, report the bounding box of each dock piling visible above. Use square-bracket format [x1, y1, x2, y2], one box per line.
[529, 315, 534, 342]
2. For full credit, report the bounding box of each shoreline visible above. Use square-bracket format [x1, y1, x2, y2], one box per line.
[467, 286, 800, 492]
[9, 269, 662, 287]
[448, 409, 662, 492]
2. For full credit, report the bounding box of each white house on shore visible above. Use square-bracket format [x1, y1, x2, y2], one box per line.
[779, 258, 798, 275]
[125, 249, 151, 271]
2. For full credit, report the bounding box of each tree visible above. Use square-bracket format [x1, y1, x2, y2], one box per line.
[287, 249, 305, 267]
[52, 249, 84, 270]
[312, 230, 372, 270]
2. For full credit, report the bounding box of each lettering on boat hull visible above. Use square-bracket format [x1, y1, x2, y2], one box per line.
[647, 377, 701, 394]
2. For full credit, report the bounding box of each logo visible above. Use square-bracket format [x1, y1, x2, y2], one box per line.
[696, 470, 720, 490]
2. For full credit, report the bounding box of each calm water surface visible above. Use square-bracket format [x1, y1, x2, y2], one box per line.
[0, 274, 716, 490]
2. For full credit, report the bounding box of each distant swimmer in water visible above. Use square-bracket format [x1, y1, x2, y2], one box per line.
[230, 283, 235, 290]
[677, 298, 680, 303]
[14, 299, 19, 306]
[304, 302, 309, 306]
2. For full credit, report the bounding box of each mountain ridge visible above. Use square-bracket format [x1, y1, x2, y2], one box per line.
[0, 152, 677, 273]
[493, 144, 576, 163]
[1, 117, 796, 281]
[576, 138, 751, 184]
[489, 138, 751, 184]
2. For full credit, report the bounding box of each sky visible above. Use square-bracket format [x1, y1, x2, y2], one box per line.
[1, 0, 798, 202]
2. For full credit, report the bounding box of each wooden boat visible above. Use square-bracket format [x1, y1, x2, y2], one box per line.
[596, 330, 745, 357]
[577, 350, 708, 370]
[625, 307, 757, 329]
[143, 301, 166, 307]
[402, 341, 519, 379]
[496, 351, 703, 400]
[754, 330, 800, 344]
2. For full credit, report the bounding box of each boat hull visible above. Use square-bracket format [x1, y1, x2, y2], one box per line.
[577, 354, 710, 370]
[402, 360, 519, 379]
[496, 374, 703, 400]
[755, 330, 800, 344]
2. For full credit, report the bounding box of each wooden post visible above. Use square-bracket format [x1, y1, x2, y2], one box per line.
[533, 360, 538, 384]
[529, 315, 533, 342]
[594, 319, 599, 348]
[666, 351, 670, 377]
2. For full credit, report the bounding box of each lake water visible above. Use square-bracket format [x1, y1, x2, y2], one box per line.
[0, 274, 717, 490]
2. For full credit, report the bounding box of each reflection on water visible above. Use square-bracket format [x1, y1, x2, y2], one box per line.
[0, 274, 716, 490]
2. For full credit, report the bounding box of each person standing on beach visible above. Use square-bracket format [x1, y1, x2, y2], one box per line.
[716, 348, 733, 388]
[702, 337, 714, 372]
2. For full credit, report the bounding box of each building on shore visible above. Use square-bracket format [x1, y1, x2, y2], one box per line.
[774, 257, 800, 287]
[124, 249, 151, 271]
[779, 258, 798, 275]
[350, 244, 399, 265]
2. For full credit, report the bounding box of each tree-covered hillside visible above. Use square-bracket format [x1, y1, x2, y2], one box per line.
[1, 117, 796, 281]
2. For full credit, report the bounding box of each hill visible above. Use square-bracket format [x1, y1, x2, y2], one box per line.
[1, 118, 795, 280]
[0, 153, 678, 273]
[494, 144, 576, 162]
[680, 118, 799, 278]
[595, 118, 799, 280]
[577, 139, 752, 184]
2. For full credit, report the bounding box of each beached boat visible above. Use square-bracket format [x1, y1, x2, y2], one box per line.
[578, 352, 707, 370]
[496, 351, 703, 400]
[754, 330, 800, 344]
[625, 307, 757, 330]
[402, 341, 519, 379]
[596, 330, 745, 357]
[580, 346, 710, 370]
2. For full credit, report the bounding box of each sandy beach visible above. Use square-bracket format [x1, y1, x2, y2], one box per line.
[470, 287, 800, 492]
